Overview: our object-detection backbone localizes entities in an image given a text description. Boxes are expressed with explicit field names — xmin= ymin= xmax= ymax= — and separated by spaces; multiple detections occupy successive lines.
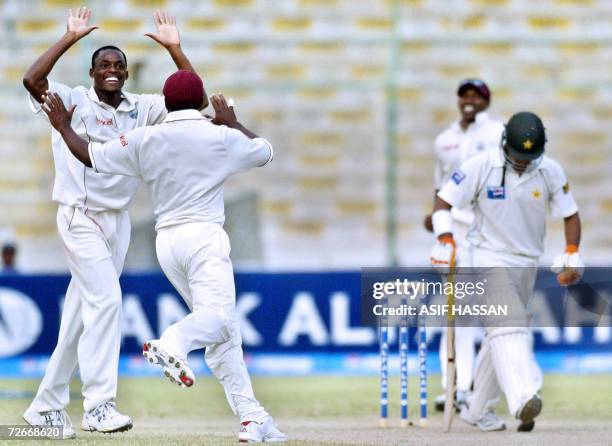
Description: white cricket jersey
xmin=30 ymin=79 xmax=167 ymax=211
xmin=434 ymin=112 xmax=504 ymax=225
xmin=438 ymin=149 xmax=578 ymax=260
xmin=87 ymin=109 xmax=273 ymax=230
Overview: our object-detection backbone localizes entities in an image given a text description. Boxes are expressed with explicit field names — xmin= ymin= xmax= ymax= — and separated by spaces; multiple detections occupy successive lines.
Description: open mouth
xmin=105 ymin=76 xmax=120 ymax=85
xmin=462 ymin=104 xmax=475 ymax=114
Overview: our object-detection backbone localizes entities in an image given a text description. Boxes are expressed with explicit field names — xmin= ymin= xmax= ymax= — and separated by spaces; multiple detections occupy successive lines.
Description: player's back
xmin=136 ymin=111 xmax=273 ymax=230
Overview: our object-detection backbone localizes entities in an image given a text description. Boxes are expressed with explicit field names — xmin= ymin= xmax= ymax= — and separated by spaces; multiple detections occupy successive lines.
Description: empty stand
xmin=0 ymin=0 xmax=610 ymax=270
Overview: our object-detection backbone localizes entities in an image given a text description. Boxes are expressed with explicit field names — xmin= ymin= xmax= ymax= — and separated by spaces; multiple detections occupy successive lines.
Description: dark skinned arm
xmin=23 ymin=7 xmax=98 ymax=102
xmin=209 ymin=94 xmax=259 ymax=139
xmin=563 ymin=212 xmax=581 ymax=248
xmin=423 ymin=189 xmax=440 ymax=232
xmin=144 ymin=10 xmax=205 ymax=107
xmin=41 ymin=93 xmax=91 ymax=167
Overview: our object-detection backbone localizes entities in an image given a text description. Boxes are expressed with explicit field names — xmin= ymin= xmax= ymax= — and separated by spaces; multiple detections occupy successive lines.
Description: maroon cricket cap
xmin=457 ymin=78 xmax=491 ymax=102
xmin=163 ymin=70 xmax=205 ymax=111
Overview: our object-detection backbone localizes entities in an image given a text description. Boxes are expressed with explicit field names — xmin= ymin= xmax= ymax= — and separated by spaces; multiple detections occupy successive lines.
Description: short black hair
xmin=91 ymin=45 xmax=127 ymax=69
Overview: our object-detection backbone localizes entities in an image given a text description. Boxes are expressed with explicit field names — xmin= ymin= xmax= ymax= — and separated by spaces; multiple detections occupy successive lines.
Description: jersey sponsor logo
xmin=486 ymin=186 xmax=505 ymax=199
xmin=119 ymin=135 xmax=128 ymax=147
xmin=563 ymin=182 xmax=570 ymax=194
xmin=96 ymin=117 xmax=113 ymax=126
xmin=129 ymin=110 xmax=138 ymax=119
xmin=0 ymin=288 xmax=42 ymax=357
xmin=451 ymin=170 xmax=466 ymax=185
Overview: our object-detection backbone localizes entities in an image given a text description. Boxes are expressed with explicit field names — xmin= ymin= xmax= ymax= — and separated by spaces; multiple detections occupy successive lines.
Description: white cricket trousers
xmin=155 ymin=221 xmax=269 ymax=424
xmin=467 ymin=247 xmax=540 ymax=419
xmin=30 ymin=205 xmax=130 ymax=413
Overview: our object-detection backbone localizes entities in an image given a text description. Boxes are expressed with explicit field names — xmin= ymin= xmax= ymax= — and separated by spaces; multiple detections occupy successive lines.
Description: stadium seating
xmin=1 ymin=0 xmax=611 ymax=270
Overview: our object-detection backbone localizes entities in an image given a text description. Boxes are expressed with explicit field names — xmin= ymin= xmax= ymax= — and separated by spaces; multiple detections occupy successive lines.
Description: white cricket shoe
xmin=23 ymin=406 xmax=76 ymax=439
xmin=460 ymin=405 xmax=506 ymax=432
xmin=516 ymin=395 xmax=542 ymax=432
xmin=143 ymin=340 xmax=195 ymax=388
xmin=82 ymin=401 xmax=132 ymax=433
xmin=238 ymin=418 xmax=286 ymax=443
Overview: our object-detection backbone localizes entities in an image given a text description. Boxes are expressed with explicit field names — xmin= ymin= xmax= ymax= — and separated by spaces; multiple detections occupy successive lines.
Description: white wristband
xmin=432 ymin=209 xmax=453 ymax=237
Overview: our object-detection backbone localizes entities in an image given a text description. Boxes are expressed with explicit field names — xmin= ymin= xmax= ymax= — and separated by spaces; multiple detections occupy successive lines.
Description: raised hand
xmin=145 ymin=10 xmax=180 ymax=48
xmin=41 ymin=92 xmax=77 ymax=132
xmin=67 ymin=7 xmax=98 ymax=39
xmin=210 ymin=94 xmax=238 ymax=127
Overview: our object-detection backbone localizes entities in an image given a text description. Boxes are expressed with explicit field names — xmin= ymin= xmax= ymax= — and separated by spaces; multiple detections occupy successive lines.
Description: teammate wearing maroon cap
xmin=40 ymin=70 xmax=286 ymax=443
xmin=22 ymin=7 xmax=198 ymax=437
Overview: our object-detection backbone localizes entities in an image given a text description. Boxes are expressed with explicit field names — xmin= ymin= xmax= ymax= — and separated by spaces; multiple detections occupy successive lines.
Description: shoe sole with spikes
xmin=143 ymin=340 xmax=195 ymax=388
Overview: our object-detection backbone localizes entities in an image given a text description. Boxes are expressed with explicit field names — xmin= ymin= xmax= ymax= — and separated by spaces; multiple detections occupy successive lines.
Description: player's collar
xmin=163 ymin=109 xmax=206 ymax=122
xmin=86 ymin=87 xmax=137 ymax=112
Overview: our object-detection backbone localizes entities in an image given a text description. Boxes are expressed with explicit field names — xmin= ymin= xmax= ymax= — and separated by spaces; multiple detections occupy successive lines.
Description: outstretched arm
xmin=41 ymin=93 xmax=91 ymax=167
xmin=145 ymin=11 xmax=205 ymax=108
xmin=23 ymin=7 xmax=98 ymax=102
xmin=145 ymin=10 xmax=194 ymax=71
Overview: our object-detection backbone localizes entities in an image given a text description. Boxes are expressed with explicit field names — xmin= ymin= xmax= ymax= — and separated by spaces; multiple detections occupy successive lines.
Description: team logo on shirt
xmin=119 ymin=135 xmax=128 ymax=147
xmin=532 ymin=189 xmax=542 ymax=199
xmin=96 ymin=117 xmax=113 ymax=126
xmin=486 ymin=186 xmax=505 ymax=199
xmin=451 ymin=170 xmax=466 ymax=185
xmin=563 ymin=182 xmax=570 ymax=194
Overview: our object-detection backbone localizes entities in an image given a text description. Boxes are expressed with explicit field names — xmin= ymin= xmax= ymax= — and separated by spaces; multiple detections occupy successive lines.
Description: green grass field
xmin=1 ymin=374 xmax=611 ymax=445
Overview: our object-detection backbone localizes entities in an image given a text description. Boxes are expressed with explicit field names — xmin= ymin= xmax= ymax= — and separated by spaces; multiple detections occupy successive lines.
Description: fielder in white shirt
xmin=22 ymin=8 xmax=198 ymax=437
xmin=430 ymin=111 xmax=583 ymax=432
xmin=426 ymin=79 xmax=504 ymax=410
xmin=40 ymin=70 xmax=286 ymax=443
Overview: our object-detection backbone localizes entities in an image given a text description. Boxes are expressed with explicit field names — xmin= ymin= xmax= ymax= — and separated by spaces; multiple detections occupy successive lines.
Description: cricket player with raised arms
xmin=40 ymin=69 xmax=285 ymax=443
xmin=430 ymin=111 xmax=583 ymax=432
xmin=22 ymin=7 xmax=198 ymax=438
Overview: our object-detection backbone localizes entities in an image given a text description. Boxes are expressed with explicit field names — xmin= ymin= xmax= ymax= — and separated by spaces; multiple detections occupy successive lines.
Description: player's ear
xmin=125 ymin=70 xmax=129 ymax=81
xmin=89 ymin=68 xmax=94 ymax=79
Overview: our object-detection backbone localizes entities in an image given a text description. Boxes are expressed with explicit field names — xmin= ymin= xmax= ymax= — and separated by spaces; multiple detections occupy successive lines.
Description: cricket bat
xmin=443 ymin=322 xmax=456 ymax=432
xmin=443 ymin=266 xmax=457 ymax=433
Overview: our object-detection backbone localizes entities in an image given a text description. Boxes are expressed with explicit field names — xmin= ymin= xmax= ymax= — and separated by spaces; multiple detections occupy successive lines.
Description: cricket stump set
xmin=379 ymin=297 xmax=428 ymax=428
